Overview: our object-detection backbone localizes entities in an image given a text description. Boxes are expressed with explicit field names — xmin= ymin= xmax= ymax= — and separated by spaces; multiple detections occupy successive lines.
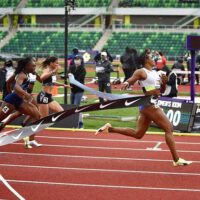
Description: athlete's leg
xmin=38 ymin=104 xmax=49 ymax=118
xmin=2 ymin=111 xmax=21 ymax=126
xmin=18 ymin=102 xmax=41 ymax=146
xmin=0 ymin=102 xmax=15 ymax=122
xmin=48 ymin=101 xmax=64 ymax=113
xmin=22 ymin=115 xmax=32 ymax=126
xmin=142 ymin=105 xmax=179 ymax=162
xmin=107 ymin=111 xmax=151 ymax=139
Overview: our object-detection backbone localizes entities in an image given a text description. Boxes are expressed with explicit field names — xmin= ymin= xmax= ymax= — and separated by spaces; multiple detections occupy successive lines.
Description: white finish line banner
xmin=0 ymin=95 xmax=151 ymax=146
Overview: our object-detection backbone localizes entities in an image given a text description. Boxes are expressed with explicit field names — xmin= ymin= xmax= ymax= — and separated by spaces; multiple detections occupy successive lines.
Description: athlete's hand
xmin=64 ymin=84 xmax=71 ymax=88
xmin=160 ymin=74 xmax=168 ymax=85
xmin=121 ymin=81 xmax=130 ymax=90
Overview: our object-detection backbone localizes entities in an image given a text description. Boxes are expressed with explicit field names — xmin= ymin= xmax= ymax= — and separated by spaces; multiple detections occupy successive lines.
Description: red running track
xmin=0 ymin=129 xmax=200 ymax=200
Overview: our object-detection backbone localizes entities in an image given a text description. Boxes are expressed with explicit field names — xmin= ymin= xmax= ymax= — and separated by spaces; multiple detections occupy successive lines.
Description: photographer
xmin=96 ymin=51 xmax=114 ymax=103
xmin=0 ymin=60 xmax=15 ymax=100
xmin=69 ymin=55 xmax=86 ymax=128
xmin=171 ymin=58 xmax=185 ymax=85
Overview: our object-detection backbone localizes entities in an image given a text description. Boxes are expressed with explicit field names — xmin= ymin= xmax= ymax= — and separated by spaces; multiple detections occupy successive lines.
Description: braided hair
xmin=42 ymin=56 xmax=58 ymax=68
xmin=15 ymin=57 xmax=33 ymax=75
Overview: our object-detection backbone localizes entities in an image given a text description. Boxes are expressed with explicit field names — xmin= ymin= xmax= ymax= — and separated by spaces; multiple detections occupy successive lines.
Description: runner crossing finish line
xmin=0 ymin=94 xmax=151 ymax=146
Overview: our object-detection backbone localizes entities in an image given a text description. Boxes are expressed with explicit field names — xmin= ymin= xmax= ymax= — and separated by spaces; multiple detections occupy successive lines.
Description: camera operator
xmin=96 ymin=51 xmax=114 ymax=103
xmin=0 ymin=59 xmax=15 ymax=100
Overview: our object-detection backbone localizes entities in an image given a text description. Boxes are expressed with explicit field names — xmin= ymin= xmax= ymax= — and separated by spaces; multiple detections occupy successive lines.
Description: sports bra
xmin=42 ymin=75 xmax=57 ymax=86
xmin=138 ymin=68 xmax=161 ymax=92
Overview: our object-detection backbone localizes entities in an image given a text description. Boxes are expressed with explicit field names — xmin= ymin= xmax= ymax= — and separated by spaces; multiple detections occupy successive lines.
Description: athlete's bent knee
xmin=163 ymin=124 xmax=173 ymax=133
xmin=134 ymin=133 xmax=144 ymax=139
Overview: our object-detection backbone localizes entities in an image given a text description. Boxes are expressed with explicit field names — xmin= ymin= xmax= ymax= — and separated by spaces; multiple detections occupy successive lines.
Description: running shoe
xmin=28 ymin=140 xmax=43 ymax=147
xmin=23 ymin=137 xmax=32 ymax=149
xmin=95 ymin=123 xmax=112 ymax=135
xmin=173 ymin=158 xmax=192 ymax=166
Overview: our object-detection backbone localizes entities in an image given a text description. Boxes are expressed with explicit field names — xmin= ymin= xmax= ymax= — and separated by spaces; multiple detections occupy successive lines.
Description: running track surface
xmin=0 ymin=129 xmax=200 ymax=200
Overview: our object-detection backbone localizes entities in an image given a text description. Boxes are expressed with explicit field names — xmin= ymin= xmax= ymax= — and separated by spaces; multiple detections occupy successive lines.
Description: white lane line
xmin=37 ymin=136 xmax=163 ymax=143
xmin=7 ymin=179 xmax=200 ymax=192
xmin=146 ymin=142 xmax=162 ymax=151
xmin=15 ymin=143 xmax=161 ymax=152
xmin=0 ymin=174 xmax=25 ymax=200
xmin=1 ymin=151 xmax=199 ymax=164
xmin=0 ymin=163 xmax=199 ymax=176
xmin=12 ymin=143 xmax=200 ymax=153
xmin=36 ymin=136 xmax=200 ymax=145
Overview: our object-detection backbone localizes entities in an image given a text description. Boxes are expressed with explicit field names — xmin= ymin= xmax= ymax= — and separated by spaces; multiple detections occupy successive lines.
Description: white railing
xmin=112 ymin=24 xmax=200 ymax=30
xmin=16 ymin=23 xmax=200 ymax=33
xmin=18 ymin=23 xmax=102 ymax=29
xmin=0 ymin=22 xmax=196 ymax=31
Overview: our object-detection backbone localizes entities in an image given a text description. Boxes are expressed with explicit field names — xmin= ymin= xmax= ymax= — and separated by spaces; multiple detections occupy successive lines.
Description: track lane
xmin=3 ymin=181 xmax=200 ymax=200
xmin=1 ymin=166 xmax=200 ymax=190
xmin=35 ymin=130 xmax=200 ymax=143
xmin=0 ymin=152 xmax=198 ymax=173
xmin=1 ymin=143 xmax=199 ymax=163
xmin=1 ymin=129 xmax=200 ymax=200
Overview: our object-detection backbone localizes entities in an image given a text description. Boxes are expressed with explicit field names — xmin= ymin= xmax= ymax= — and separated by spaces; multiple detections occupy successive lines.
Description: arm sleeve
xmin=75 ymin=68 xmax=86 ymax=84
xmin=167 ymin=73 xmax=176 ymax=86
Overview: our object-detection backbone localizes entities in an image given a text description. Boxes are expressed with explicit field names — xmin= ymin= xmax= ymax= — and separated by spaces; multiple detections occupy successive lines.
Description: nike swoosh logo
xmin=31 ymin=120 xmax=44 ymax=132
xmin=75 ymin=105 xmax=91 ymax=113
xmin=52 ymin=112 xmax=65 ymax=122
xmin=99 ymin=102 xmax=115 ymax=109
xmin=12 ymin=131 xmax=24 ymax=140
xmin=125 ymin=98 xmax=141 ymax=106
xmin=0 ymin=129 xmax=16 ymax=138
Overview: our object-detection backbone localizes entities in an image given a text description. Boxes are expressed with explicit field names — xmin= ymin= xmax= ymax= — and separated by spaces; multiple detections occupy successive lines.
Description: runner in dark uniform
xmin=37 ymin=56 xmax=70 ymax=118
xmin=0 ymin=71 xmax=42 ymax=148
xmin=0 ymin=57 xmax=41 ymax=148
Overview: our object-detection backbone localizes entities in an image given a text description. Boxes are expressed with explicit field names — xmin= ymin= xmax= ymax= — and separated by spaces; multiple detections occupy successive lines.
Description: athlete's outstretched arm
xmin=121 ymin=69 xmax=146 ymax=90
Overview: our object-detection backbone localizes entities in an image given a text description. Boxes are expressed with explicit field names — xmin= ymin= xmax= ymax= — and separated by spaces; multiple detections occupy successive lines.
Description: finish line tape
xmin=0 ymin=75 xmax=151 ymax=146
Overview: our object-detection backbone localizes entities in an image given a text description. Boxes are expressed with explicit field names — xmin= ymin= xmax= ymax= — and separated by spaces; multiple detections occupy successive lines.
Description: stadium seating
xmin=119 ymin=0 xmax=200 ymax=8
xmin=0 ymin=31 xmax=7 ymax=40
xmin=0 ymin=0 xmax=20 ymax=7
xmin=2 ymin=31 xmax=199 ymax=58
xmin=104 ymin=32 xmax=200 ymax=58
xmin=26 ymin=0 xmax=111 ymax=7
xmin=1 ymin=31 xmax=102 ymax=57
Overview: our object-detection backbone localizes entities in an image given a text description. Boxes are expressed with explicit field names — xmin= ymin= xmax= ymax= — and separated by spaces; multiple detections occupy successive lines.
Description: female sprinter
xmin=37 ymin=56 xmax=70 ymax=118
xmin=0 ymin=71 xmax=42 ymax=148
xmin=96 ymin=49 xmax=192 ymax=167
xmin=0 ymin=57 xmax=41 ymax=148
